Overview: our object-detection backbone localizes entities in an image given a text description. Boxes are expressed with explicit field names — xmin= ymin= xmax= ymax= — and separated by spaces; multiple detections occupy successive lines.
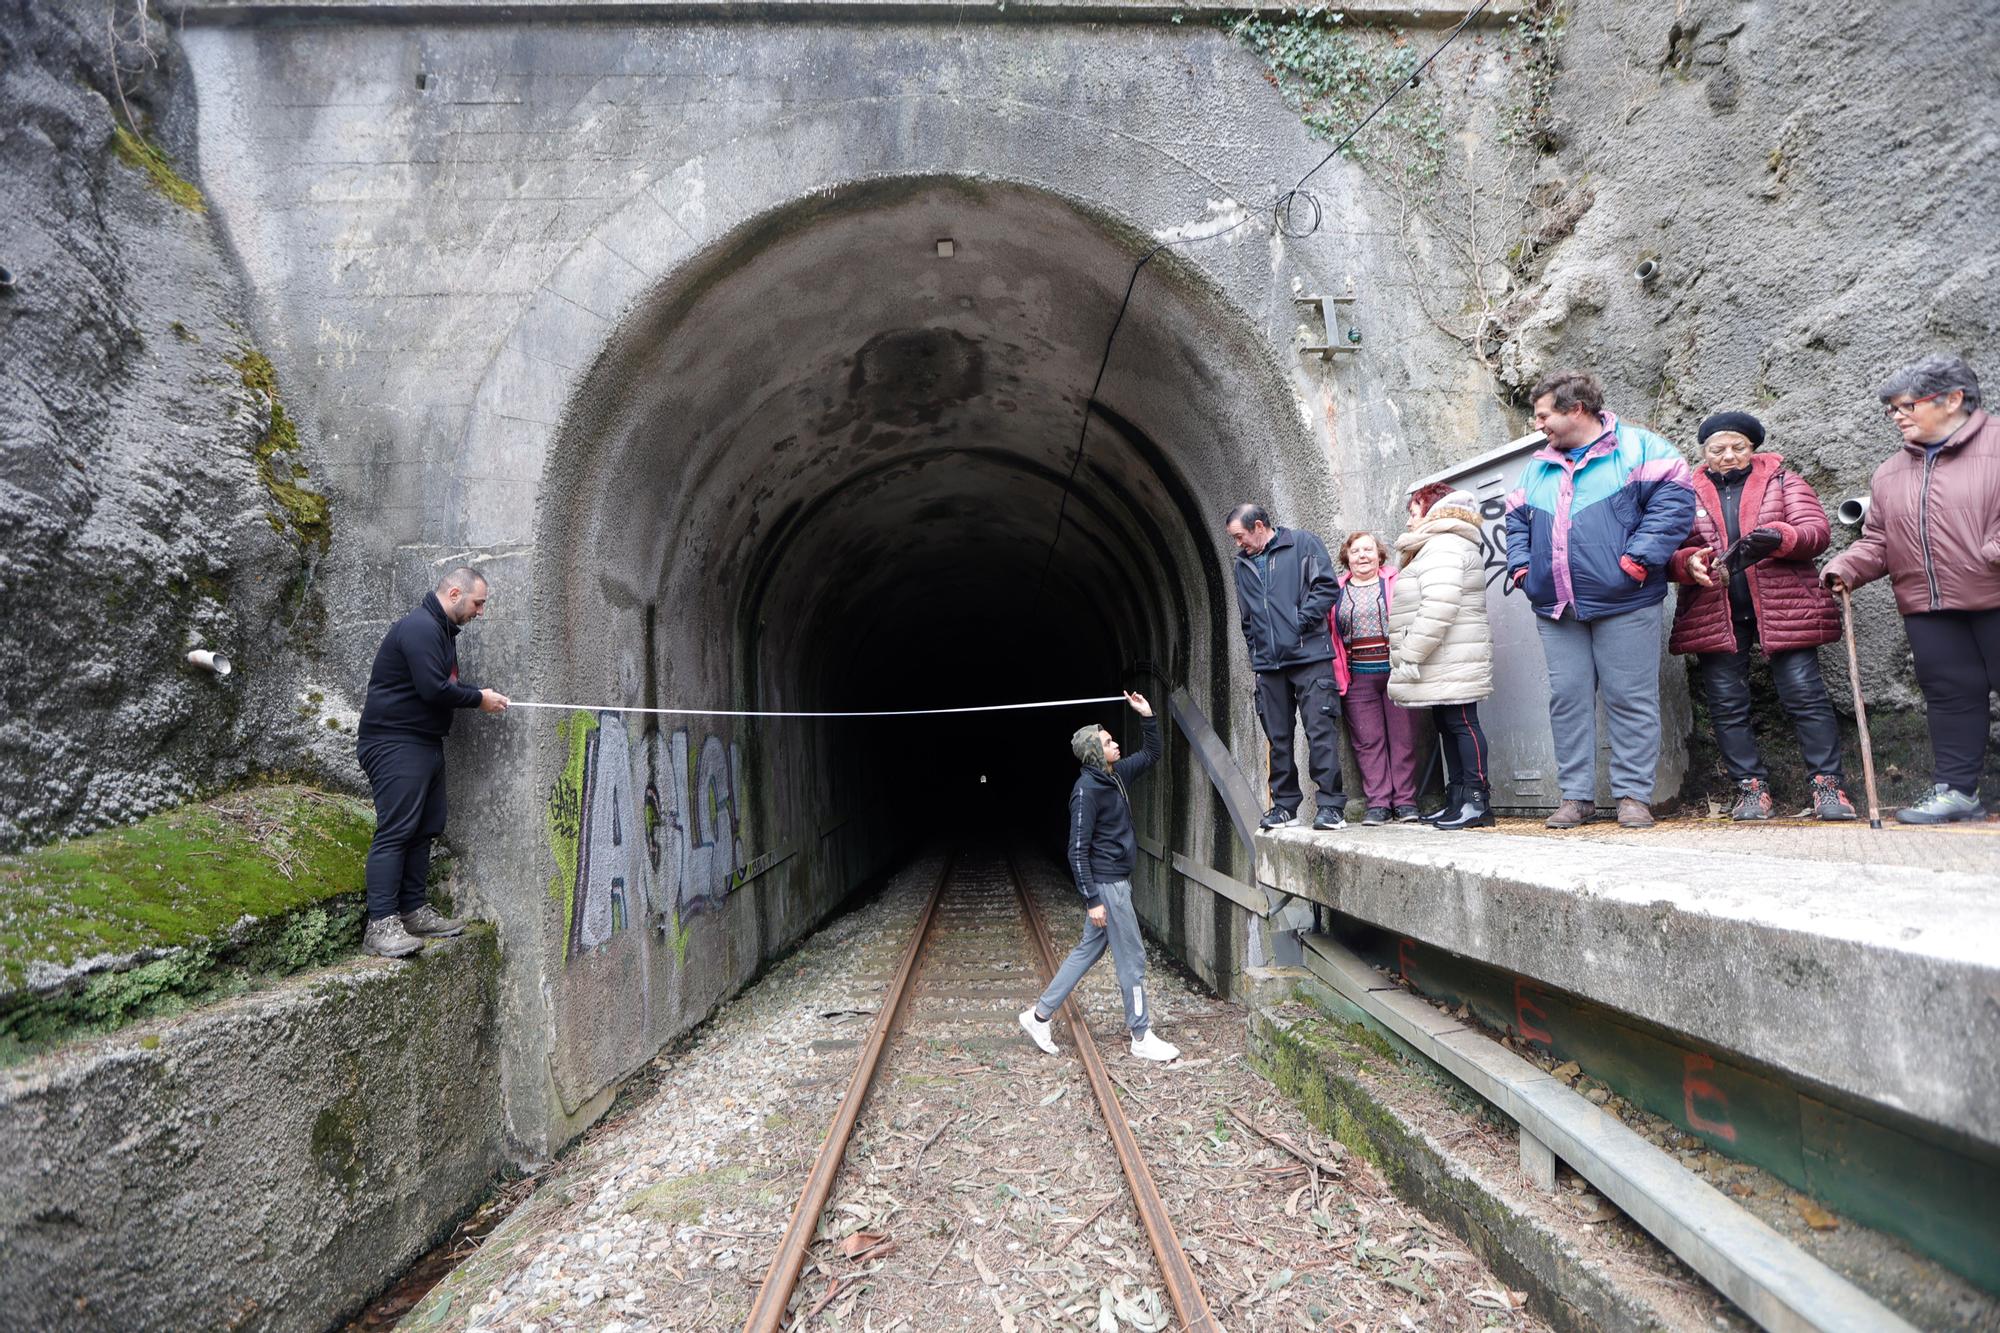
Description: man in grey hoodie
xmin=1019 ymin=691 xmax=1181 ymax=1062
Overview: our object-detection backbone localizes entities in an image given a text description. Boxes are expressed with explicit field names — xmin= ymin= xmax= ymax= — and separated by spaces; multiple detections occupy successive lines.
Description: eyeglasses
xmin=1883 ymin=391 xmax=1946 ymax=420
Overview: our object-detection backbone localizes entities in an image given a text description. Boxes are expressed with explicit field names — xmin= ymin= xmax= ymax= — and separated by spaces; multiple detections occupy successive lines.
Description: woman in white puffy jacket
xmin=1389 ymin=484 xmax=1497 ymax=830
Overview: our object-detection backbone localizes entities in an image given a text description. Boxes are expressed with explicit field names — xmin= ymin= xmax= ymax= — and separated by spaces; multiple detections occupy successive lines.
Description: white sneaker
xmin=1130 ymin=1030 xmax=1180 ymax=1062
xmin=1018 ymin=1008 xmax=1059 ymax=1055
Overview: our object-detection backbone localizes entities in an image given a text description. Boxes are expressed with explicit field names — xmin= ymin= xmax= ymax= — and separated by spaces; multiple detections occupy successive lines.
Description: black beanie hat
xmin=1697 ymin=411 xmax=1765 ymax=447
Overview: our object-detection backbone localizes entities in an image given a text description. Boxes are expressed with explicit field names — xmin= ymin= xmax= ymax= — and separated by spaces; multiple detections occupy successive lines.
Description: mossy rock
xmin=0 ymin=784 xmax=373 ymax=994
xmin=111 ymin=124 xmax=206 ymax=212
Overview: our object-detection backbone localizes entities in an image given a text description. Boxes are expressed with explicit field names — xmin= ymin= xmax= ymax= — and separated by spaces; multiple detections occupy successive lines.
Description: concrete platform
xmin=1254 ymin=817 xmax=2000 ymax=1154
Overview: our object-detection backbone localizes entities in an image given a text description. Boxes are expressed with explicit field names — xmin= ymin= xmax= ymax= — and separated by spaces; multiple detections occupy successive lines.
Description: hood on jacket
xmin=1071 ymin=723 xmax=1108 ymax=771
xmin=1396 ymin=502 xmax=1484 ymax=563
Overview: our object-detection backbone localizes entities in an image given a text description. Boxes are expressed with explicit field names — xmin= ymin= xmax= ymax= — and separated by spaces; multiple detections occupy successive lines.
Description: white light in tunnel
xmin=980 ymin=774 xmax=987 ymax=783
xmin=936 ymin=239 xmax=955 ymax=258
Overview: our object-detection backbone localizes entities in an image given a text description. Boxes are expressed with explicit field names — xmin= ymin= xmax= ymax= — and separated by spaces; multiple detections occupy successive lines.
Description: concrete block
xmin=1519 ymin=1126 xmax=1557 ymax=1192
xmin=1262 ymin=826 xmax=2000 ymax=1151
xmin=0 ymin=935 xmax=504 ymax=1333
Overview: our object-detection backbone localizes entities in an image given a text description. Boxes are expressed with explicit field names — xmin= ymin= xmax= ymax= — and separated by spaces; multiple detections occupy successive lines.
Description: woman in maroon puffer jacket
xmin=1668 ymin=412 xmax=1854 ymax=821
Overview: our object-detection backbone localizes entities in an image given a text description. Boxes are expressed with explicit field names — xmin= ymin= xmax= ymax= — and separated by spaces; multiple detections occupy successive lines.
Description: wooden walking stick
xmin=1839 ymin=587 xmax=1883 ymax=829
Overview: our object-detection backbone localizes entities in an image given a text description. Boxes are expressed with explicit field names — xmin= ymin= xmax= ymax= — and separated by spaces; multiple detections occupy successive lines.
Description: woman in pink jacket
xmin=1668 ymin=412 xmax=1854 ymax=821
xmin=1825 ymin=355 xmax=2000 ymax=824
xmin=1329 ymin=531 xmax=1421 ymax=824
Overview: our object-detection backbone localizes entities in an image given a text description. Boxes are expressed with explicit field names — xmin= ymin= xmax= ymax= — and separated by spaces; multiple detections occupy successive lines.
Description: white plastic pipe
xmin=187 ymin=649 xmax=232 ymax=676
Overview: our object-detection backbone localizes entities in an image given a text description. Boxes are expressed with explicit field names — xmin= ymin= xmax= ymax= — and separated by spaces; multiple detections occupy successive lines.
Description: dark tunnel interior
xmin=536 ymin=177 xmax=1304 ymax=871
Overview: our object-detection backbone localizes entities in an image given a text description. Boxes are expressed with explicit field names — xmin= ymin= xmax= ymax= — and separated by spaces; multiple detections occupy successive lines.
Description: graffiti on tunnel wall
xmin=645 ymin=729 xmax=744 ymax=920
xmin=547 ymin=710 xmax=749 ymax=963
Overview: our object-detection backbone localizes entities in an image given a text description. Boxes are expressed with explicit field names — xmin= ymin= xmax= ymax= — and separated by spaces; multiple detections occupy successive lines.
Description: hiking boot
xmin=1130 ymin=1030 xmax=1181 ymax=1062
xmin=1545 ymin=799 xmax=1595 ymax=829
xmin=364 ymin=914 xmax=423 ymax=958
xmin=1259 ymin=807 xmax=1299 ymax=830
xmin=1810 ymin=774 xmax=1857 ymax=821
xmin=1312 ymin=808 xmax=1347 ymax=831
xmin=1729 ymin=778 xmax=1774 ymax=822
xmin=1436 ymin=789 xmax=1495 ymax=830
xmin=1361 ymin=806 xmax=1389 ymax=827
xmin=1896 ymin=784 xmax=1984 ymax=825
xmin=1393 ymin=804 xmax=1422 ymax=822
xmin=1616 ymin=797 xmax=1655 ymax=829
xmin=402 ymin=904 xmax=466 ymax=937
xmin=1018 ymin=1008 xmax=1059 ymax=1055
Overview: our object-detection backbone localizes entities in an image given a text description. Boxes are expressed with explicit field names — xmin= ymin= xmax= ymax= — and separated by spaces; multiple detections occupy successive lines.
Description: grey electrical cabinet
xmin=1409 ymin=432 xmax=1691 ymax=814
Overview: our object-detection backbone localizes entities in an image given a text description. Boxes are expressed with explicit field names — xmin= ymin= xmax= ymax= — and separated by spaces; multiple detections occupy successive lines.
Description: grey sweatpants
xmin=1535 ymin=601 xmax=1665 ymax=802
xmin=1035 ymin=879 xmax=1149 ymax=1036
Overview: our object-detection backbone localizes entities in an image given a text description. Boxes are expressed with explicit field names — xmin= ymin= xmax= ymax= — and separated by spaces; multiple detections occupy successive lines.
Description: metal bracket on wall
xmin=1294 ymin=295 xmax=1360 ymax=359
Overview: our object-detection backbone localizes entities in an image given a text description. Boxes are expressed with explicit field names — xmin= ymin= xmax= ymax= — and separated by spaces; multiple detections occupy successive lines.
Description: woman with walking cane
xmin=1668 ymin=412 xmax=1856 ymax=820
xmin=1823 ymin=355 xmax=2000 ymax=824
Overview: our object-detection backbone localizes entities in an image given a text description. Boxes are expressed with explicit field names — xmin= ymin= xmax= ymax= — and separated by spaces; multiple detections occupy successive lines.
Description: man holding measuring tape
xmin=1020 ymin=690 xmax=1180 ymax=1063
xmin=356 ymin=566 xmax=510 ymax=958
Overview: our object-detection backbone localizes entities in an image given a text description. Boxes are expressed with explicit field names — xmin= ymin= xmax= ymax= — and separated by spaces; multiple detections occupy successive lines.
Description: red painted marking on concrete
xmin=1514 ymin=977 xmax=1553 ymax=1047
xmin=1683 ymin=1051 xmax=1739 ymax=1143
xmin=1397 ymin=936 xmax=1419 ymax=985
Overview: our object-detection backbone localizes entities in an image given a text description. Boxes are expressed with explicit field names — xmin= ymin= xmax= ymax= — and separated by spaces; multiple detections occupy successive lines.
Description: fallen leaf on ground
xmin=1793 ymin=1196 xmax=1840 ymax=1230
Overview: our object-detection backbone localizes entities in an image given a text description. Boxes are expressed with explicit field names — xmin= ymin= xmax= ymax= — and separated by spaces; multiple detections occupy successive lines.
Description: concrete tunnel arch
xmin=510 ymin=175 xmax=1314 ymax=1129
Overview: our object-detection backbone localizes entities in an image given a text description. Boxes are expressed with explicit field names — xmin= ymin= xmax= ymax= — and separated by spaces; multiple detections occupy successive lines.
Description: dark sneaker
xmin=1896 ymin=784 xmax=1984 ymax=825
xmin=364 ymin=914 xmax=423 ymax=958
xmin=1393 ymin=804 xmax=1422 ymax=822
xmin=1361 ymin=806 xmax=1389 ymax=826
xmin=402 ymin=904 xmax=466 ymax=937
xmin=1729 ymin=778 xmax=1774 ymax=822
xmin=1312 ymin=808 xmax=1347 ymax=831
xmin=1616 ymin=797 xmax=1655 ymax=829
xmin=1545 ymin=799 xmax=1595 ymax=829
xmin=1259 ymin=807 xmax=1299 ymax=830
xmin=1810 ymin=774 xmax=1857 ymax=821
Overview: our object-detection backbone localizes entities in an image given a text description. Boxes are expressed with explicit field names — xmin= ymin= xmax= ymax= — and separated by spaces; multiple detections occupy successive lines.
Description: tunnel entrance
xmin=529 ymin=178 xmax=1310 ymax=1102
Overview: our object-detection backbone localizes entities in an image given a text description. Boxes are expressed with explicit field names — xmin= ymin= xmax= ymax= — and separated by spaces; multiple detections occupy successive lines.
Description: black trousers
xmin=1431 ymin=702 xmax=1490 ymax=797
xmin=1903 ymin=608 xmax=2000 ymax=796
xmin=357 ymin=738 xmax=448 ymax=921
xmin=1254 ymin=660 xmax=1346 ymax=814
xmin=1695 ymin=623 xmax=1844 ymax=783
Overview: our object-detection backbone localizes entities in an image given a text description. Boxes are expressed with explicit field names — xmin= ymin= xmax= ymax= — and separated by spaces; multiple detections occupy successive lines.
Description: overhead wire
xmin=1033 ymin=0 xmax=1495 ymax=595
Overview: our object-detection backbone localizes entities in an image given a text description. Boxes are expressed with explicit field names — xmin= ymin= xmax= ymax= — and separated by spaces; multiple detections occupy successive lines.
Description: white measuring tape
xmin=502 ymin=694 xmax=1130 ymax=720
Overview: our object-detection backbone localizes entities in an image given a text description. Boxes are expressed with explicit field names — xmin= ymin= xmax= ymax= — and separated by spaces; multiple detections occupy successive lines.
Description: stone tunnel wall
xmin=170 ymin=8 xmax=1538 ymax=1156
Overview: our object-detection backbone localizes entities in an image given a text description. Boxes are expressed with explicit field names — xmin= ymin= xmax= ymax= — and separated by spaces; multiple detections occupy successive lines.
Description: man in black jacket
xmin=1225 ymin=504 xmax=1348 ymax=830
xmin=356 ymin=567 xmax=510 ymax=958
xmin=1018 ymin=691 xmax=1181 ymax=1063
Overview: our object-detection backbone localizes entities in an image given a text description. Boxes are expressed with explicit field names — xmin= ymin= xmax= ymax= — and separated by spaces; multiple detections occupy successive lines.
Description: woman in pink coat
xmin=1668 ymin=412 xmax=1853 ymax=820
xmin=1329 ymin=531 xmax=1421 ymax=824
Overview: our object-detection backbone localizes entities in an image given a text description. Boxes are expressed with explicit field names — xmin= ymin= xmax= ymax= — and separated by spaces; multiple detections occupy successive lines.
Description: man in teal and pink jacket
xmin=1504 ymin=370 xmax=1695 ymax=829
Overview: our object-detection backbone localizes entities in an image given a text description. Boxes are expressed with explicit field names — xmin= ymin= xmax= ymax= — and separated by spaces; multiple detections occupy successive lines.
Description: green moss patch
xmin=111 ymin=124 xmax=207 ymax=212
xmin=229 ymin=348 xmax=332 ymax=553
xmin=0 ymin=784 xmax=372 ymax=989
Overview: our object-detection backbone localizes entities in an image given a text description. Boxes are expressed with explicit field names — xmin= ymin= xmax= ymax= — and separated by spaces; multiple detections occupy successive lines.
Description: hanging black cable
xmin=1034 ymin=0 xmax=1494 ymax=597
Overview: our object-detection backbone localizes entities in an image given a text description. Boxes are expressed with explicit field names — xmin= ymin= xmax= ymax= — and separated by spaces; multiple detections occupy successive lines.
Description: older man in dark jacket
xmin=356 ymin=567 xmax=510 ymax=958
xmin=1226 ymin=504 xmax=1348 ymax=830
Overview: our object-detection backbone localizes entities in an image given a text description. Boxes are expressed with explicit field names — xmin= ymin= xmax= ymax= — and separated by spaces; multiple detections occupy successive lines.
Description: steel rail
xmin=742 ymin=853 xmax=955 ymax=1333
xmin=1006 ymin=852 xmax=1223 ymax=1333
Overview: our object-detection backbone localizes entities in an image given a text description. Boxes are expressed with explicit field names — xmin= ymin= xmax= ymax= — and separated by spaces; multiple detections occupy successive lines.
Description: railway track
xmin=743 ymin=848 xmax=1221 ymax=1332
